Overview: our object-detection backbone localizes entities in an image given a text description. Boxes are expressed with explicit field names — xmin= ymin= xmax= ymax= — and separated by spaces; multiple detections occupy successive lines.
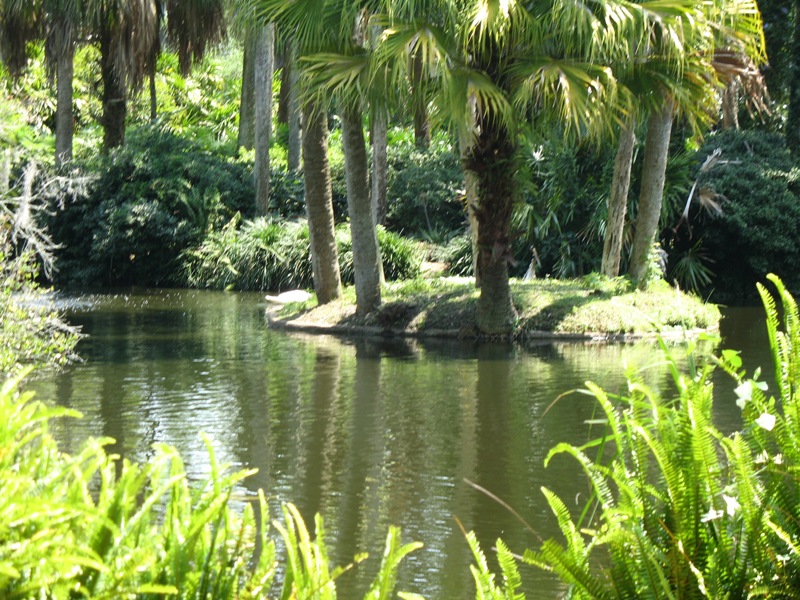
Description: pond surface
xmin=27 ymin=290 xmax=770 ymax=598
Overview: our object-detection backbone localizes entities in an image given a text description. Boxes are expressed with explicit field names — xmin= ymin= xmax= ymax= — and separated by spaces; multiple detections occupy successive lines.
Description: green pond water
xmin=27 ymin=290 xmax=769 ymax=598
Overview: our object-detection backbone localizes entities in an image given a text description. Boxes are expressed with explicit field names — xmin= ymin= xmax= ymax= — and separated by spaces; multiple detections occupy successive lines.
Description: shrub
xmin=40 ymin=126 xmax=255 ymax=288
xmin=0 ymin=166 xmax=80 ymax=375
xmin=0 ymin=372 xmax=421 ymax=598
xmin=688 ymin=128 xmax=800 ymax=302
xmin=384 ymin=129 xmax=466 ymax=238
xmin=181 ymin=218 xmax=423 ymax=291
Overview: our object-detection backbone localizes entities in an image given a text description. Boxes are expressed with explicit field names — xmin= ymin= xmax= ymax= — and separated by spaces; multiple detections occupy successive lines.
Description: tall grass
xmin=468 ymin=273 xmax=800 ymax=598
xmin=0 ymin=372 xmax=421 ymax=598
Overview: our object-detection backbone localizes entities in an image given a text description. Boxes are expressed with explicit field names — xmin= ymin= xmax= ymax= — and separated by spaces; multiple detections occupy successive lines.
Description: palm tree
xmin=361 ymin=0 xmax=631 ymax=333
xmin=0 ymin=0 xmax=82 ymax=165
xmin=254 ymin=0 xmax=344 ymax=306
xmin=624 ymin=0 xmax=766 ymax=283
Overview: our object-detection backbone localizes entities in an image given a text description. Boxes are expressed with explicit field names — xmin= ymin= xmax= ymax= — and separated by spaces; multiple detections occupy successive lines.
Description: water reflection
xmin=28 ymin=289 xmax=763 ymax=598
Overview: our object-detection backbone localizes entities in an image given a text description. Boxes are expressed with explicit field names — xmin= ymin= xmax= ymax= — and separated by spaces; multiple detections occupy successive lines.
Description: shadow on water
xmin=29 ymin=290 xmax=770 ymax=598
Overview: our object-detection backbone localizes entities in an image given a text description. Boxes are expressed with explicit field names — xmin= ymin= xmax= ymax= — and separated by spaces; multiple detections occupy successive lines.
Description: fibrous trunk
xmin=254 ymin=25 xmax=274 ymax=216
xmin=237 ymin=29 xmax=256 ymax=152
xmin=302 ymin=105 xmax=342 ymax=304
xmin=412 ymin=51 xmax=430 ymax=149
xmin=100 ymin=29 xmax=127 ymax=151
xmin=54 ymin=36 xmax=74 ymax=165
xmin=467 ymin=119 xmax=517 ymax=334
xmin=628 ymin=98 xmax=675 ymax=285
xmin=286 ymin=43 xmax=302 ymax=172
xmin=370 ymin=110 xmax=388 ymax=226
xmin=341 ymin=109 xmax=382 ymax=315
xmin=601 ymin=123 xmax=636 ymax=277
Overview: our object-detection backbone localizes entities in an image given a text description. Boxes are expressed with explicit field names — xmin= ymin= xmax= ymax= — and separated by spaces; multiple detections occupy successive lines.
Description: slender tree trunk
xmin=237 ymin=30 xmax=256 ymax=152
xmin=601 ymin=123 xmax=636 ymax=277
xmin=254 ymin=25 xmax=275 ymax=216
xmin=341 ymin=108 xmax=382 ymax=315
xmin=370 ymin=110 xmax=388 ymax=226
xmin=628 ymin=98 xmax=675 ymax=285
xmin=467 ymin=119 xmax=517 ymax=334
xmin=412 ymin=52 xmax=430 ymax=149
xmin=277 ymin=42 xmax=291 ymax=125
xmin=302 ymin=105 xmax=342 ymax=304
xmin=459 ymin=130 xmax=481 ymax=287
xmin=55 ymin=40 xmax=74 ymax=166
xmin=100 ymin=29 xmax=127 ymax=151
xmin=721 ymin=84 xmax=739 ymax=129
xmin=787 ymin=0 xmax=800 ymax=151
xmin=287 ymin=44 xmax=302 ymax=172
xmin=149 ymin=71 xmax=157 ymax=121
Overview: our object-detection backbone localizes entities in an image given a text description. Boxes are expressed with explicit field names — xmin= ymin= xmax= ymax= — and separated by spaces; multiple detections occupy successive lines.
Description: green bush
xmin=689 ymin=128 xmax=800 ymax=302
xmin=182 ymin=218 xmax=423 ymax=291
xmin=384 ymin=129 xmax=466 ymax=238
xmin=0 ymin=372 xmax=421 ymax=598
xmin=40 ymin=126 xmax=256 ymax=288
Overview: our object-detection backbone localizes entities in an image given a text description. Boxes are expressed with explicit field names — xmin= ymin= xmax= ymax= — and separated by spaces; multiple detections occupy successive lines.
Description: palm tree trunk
xmin=628 ymin=98 xmax=675 ymax=285
xmin=412 ymin=51 xmax=430 ymax=149
xmin=287 ymin=43 xmax=302 ymax=172
xmin=601 ymin=123 xmax=635 ymax=277
xmin=468 ymin=120 xmax=517 ymax=334
xmin=302 ymin=105 xmax=342 ymax=304
xmin=149 ymin=71 xmax=157 ymax=121
xmin=254 ymin=25 xmax=274 ymax=216
xmin=100 ymin=29 xmax=127 ymax=151
xmin=370 ymin=110 xmax=388 ymax=226
xmin=459 ymin=128 xmax=481 ymax=286
xmin=54 ymin=37 xmax=74 ymax=166
xmin=277 ymin=42 xmax=290 ymax=125
xmin=237 ymin=29 xmax=256 ymax=152
xmin=341 ymin=108 xmax=382 ymax=315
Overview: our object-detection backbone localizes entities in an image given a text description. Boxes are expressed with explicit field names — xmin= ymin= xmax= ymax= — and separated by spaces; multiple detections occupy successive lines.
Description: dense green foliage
xmin=0 ymin=372 xmax=421 ymax=598
xmin=0 ymin=218 xmax=78 ymax=375
xmin=686 ymin=129 xmax=800 ymax=302
xmin=40 ymin=127 xmax=255 ymax=288
xmin=468 ymin=274 xmax=800 ymax=597
xmin=182 ymin=217 xmax=422 ymax=291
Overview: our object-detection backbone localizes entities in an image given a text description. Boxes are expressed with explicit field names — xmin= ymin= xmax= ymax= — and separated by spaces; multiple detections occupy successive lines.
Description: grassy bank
xmin=269 ymin=276 xmax=720 ymax=339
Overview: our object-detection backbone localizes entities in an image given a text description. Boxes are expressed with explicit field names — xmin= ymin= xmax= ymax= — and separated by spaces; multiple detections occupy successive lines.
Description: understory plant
xmin=468 ymin=273 xmax=800 ymax=598
xmin=0 ymin=372 xmax=421 ymax=599
xmin=181 ymin=217 xmax=422 ymax=292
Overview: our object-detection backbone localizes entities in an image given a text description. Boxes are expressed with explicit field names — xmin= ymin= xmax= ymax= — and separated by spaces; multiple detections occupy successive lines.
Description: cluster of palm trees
xmin=256 ymin=0 xmax=766 ymax=334
xmin=0 ymin=0 xmax=225 ymax=164
xmin=1 ymin=0 xmax=767 ymax=335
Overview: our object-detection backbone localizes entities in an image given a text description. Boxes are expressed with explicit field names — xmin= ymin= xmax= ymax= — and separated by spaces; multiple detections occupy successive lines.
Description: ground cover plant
xmin=182 ymin=218 xmax=422 ymax=291
xmin=271 ymin=275 xmax=720 ymax=338
xmin=467 ymin=273 xmax=800 ymax=597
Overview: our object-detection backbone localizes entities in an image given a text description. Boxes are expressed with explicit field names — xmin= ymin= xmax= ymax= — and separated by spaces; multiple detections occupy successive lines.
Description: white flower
xmin=701 ymin=508 xmax=723 ymax=523
xmin=755 ymin=412 xmax=776 ymax=432
xmin=723 ymin=494 xmax=740 ymax=517
xmin=774 ymin=453 xmax=784 ymax=465
xmin=735 ymin=381 xmax=753 ymax=409
xmin=755 ymin=450 xmax=769 ymax=464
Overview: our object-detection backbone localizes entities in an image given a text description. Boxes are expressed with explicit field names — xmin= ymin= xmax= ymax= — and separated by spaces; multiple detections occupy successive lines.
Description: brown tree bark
xmin=100 ymin=29 xmax=127 ymax=151
xmin=237 ymin=30 xmax=256 ymax=152
xmin=302 ymin=106 xmax=342 ymax=304
xmin=628 ymin=97 xmax=675 ymax=285
xmin=600 ymin=123 xmax=636 ymax=277
xmin=254 ymin=25 xmax=274 ymax=216
xmin=54 ymin=34 xmax=74 ymax=165
xmin=466 ymin=118 xmax=517 ymax=334
xmin=341 ymin=108 xmax=382 ymax=315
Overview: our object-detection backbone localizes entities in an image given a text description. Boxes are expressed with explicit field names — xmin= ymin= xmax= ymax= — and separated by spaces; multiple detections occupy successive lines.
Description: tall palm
xmin=361 ymin=0 xmax=633 ymax=333
xmin=0 ymin=0 xmax=82 ymax=165
xmin=84 ymin=0 xmax=158 ymax=150
xmin=624 ymin=0 xmax=766 ymax=284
